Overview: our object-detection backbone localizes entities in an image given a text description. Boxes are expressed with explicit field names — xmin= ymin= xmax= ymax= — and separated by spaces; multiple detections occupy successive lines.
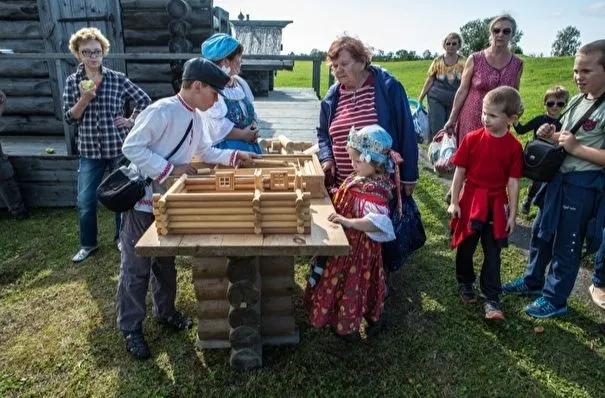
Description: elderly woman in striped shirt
xmin=317 ymin=35 xmax=418 ymax=193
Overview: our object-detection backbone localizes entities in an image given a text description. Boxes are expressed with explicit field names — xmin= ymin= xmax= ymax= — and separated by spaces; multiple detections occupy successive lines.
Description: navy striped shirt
xmin=63 ymin=64 xmax=151 ymax=159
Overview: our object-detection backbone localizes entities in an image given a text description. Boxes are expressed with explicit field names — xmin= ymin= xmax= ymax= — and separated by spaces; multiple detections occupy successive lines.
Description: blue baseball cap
xmin=201 ymin=33 xmax=240 ymax=61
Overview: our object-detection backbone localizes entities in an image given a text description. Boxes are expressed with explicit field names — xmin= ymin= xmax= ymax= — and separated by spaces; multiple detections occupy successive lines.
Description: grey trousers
xmin=427 ymin=96 xmax=453 ymax=139
xmin=0 ymin=142 xmax=26 ymax=215
xmin=116 ymin=209 xmax=177 ymax=333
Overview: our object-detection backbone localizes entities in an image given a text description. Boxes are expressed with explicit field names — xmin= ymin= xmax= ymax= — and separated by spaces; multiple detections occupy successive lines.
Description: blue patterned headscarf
xmin=201 ymin=33 xmax=240 ymax=61
xmin=347 ymin=125 xmax=395 ymax=172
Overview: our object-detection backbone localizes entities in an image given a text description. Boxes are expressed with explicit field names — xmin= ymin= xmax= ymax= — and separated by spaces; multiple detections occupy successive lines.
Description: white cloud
xmin=584 ymin=2 xmax=605 ymax=16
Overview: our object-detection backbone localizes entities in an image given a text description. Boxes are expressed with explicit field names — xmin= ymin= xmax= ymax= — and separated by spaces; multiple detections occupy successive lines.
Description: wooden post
xmin=226 ymin=256 xmax=262 ymax=371
xmin=312 ymin=59 xmax=321 ymax=99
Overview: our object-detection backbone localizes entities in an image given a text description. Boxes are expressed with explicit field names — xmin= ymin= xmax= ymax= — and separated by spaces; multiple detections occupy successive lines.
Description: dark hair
xmin=326 ymin=35 xmax=372 ymax=68
xmin=484 ymin=86 xmax=522 ymax=116
xmin=578 ymin=40 xmax=605 ymax=69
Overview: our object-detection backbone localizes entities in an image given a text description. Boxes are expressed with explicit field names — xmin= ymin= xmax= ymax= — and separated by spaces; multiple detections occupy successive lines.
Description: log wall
xmin=0 ymin=0 xmax=59 ymax=136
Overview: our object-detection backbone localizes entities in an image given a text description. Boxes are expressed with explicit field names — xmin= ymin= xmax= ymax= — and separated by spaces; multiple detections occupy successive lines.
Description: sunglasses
xmin=492 ymin=28 xmax=512 ymax=35
xmin=80 ymin=49 xmax=103 ymax=57
xmin=546 ymin=101 xmax=566 ymax=108
xmin=445 ymin=42 xmax=459 ymax=46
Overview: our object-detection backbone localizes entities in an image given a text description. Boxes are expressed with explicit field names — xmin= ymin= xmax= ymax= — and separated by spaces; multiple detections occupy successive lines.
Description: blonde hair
xmin=543 ymin=85 xmax=569 ymax=103
xmin=489 ymin=14 xmax=517 ymax=36
xmin=68 ymin=27 xmax=110 ymax=57
xmin=484 ymin=86 xmax=522 ymax=116
xmin=578 ymin=40 xmax=605 ymax=69
xmin=442 ymin=33 xmax=462 ymax=49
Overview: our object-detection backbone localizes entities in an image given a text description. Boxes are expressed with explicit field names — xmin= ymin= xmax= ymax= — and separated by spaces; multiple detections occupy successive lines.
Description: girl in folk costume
xmin=306 ymin=124 xmax=401 ymax=342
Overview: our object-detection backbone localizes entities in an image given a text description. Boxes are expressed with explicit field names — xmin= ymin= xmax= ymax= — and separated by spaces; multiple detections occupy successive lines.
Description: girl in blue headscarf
xmin=201 ymin=33 xmax=262 ymax=154
xmin=305 ymin=124 xmax=401 ymax=342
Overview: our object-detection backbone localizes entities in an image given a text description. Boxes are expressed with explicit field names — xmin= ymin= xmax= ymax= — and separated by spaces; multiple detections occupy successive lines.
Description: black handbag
xmin=523 ymin=93 xmax=605 ymax=182
xmin=97 ymin=120 xmax=193 ymax=212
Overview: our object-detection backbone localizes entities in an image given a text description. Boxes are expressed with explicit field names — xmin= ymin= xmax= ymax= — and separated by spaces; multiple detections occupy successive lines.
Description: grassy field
xmin=2 ymin=56 xmax=605 ymax=397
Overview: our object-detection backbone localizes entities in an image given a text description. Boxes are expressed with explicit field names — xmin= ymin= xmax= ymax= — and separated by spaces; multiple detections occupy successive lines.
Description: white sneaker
xmin=71 ymin=246 xmax=98 ymax=263
xmin=589 ymin=284 xmax=605 ymax=310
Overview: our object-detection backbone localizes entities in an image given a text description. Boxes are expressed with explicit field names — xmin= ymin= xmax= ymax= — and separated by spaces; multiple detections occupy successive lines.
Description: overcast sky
xmin=215 ymin=0 xmax=604 ymax=56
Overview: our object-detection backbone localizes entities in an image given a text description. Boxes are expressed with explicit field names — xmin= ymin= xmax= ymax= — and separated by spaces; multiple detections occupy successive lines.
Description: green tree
xmin=551 ymin=26 xmax=581 ymax=56
xmin=459 ymin=17 xmax=523 ymax=56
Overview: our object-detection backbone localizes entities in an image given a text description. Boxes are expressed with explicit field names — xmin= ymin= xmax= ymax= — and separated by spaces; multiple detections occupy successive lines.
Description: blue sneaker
xmin=502 ymin=277 xmax=541 ymax=296
xmin=524 ymin=297 xmax=568 ymax=318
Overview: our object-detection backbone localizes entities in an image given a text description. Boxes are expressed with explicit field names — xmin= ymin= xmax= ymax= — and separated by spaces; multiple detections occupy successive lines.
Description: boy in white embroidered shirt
xmin=116 ymin=57 xmax=259 ymax=360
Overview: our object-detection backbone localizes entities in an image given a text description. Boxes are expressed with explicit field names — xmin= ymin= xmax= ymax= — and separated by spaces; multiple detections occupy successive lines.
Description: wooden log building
xmin=0 ymin=0 xmax=300 ymax=208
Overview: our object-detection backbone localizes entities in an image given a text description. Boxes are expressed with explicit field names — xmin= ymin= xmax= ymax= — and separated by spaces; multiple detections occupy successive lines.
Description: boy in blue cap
xmin=201 ymin=33 xmax=262 ymax=154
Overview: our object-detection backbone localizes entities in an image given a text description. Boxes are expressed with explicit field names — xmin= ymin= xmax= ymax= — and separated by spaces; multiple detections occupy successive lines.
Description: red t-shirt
xmin=451 ymin=128 xmax=523 ymax=190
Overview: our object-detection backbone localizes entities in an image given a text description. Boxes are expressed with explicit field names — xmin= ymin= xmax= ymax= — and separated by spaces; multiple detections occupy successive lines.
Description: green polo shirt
xmin=560 ymin=94 xmax=605 ymax=173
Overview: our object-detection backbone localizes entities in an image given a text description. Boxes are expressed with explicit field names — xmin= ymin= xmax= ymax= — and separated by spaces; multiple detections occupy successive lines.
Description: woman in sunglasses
xmin=513 ymin=85 xmax=569 ymax=214
xmin=418 ymin=33 xmax=466 ymax=139
xmin=63 ymin=27 xmax=151 ymax=263
xmin=443 ymin=15 xmax=523 ymax=145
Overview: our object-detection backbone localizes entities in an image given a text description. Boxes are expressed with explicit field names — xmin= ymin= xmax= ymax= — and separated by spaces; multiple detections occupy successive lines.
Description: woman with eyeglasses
xmin=418 ymin=33 xmax=466 ymax=139
xmin=62 ymin=27 xmax=151 ymax=263
xmin=443 ymin=15 xmax=523 ymax=145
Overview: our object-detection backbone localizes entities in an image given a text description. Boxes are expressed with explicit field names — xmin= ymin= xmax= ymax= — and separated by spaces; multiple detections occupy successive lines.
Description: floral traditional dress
xmin=306 ymin=173 xmax=394 ymax=335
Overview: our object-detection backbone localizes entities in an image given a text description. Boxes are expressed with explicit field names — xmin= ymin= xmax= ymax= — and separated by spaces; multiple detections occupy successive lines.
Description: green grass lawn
xmin=1 ymin=169 xmax=604 ymax=397
xmin=2 ymin=56 xmax=604 ymax=397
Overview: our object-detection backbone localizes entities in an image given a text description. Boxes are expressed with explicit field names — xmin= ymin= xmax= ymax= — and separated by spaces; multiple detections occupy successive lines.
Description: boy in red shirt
xmin=447 ymin=86 xmax=524 ymax=320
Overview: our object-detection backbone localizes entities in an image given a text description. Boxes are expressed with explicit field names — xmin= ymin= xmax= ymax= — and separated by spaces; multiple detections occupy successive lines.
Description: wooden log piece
xmin=0 ymin=2 xmax=39 ymax=20
xmin=261 ymin=276 xmax=294 ymax=297
xmin=191 ymin=257 xmax=227 ymax=278
xmin=193 ymin=278 xmax=228 ymax=300
xmin=197 ymin=299 xmax=230 ymax=318
xmin=229 ymin=325 xmax=262 ymax=351
xmin=261 ymin=296 xmax=292 ymax=316
xmin=168 ymin=221 xmax=256 ymax=229
xmin=277 ymin=135 xmax=294 ymax=153
xmin=240 ymin=159 xmax=290 ymax=168
xmin=166 ymin=200 xmax=250 ymax=208
xmin=303 ymin=143 xmax=320 ymax=155
xmin=259 ymin=257 xmax=295 ymax=277
xmin=261 ymin=316 xmax=296 ymax=336
xmin=166 ymin=0 xmax=192 ymax=18
xmin=168 ymin=19 xmax=191 ymax=37
xmin=168 ymin=214 xmax=256 ymax=222
xmin=168 ymin=37 xmax=193 ymax=53
xmin=166 ymin=192 xmax=255 ymax=201
xmin=227 ymin=280 xmax=260 ymax=307
xmin=226 ymin=257 xmax=258 ymax=283
xmin=165 ymin=227 xmax=310 ymax=235
xmin=230 ymin=347 xmax=262 ymax=372
xmin=228 ymin=307 xmax=260 ymax=329
xmin=198 ymin=318 xmax=229 ymax=340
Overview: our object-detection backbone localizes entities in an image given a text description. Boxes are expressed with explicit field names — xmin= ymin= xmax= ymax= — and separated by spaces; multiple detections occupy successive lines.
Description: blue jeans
xmin=77 ymin=157 xmax=122 ymax=249
xmin=592 ymin=228 xmax=605 ymax=288
xmin=523 ymin=183 xmax=597 ymax=307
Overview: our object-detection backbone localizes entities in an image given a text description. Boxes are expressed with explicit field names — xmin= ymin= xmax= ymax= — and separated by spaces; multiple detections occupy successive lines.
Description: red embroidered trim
xmin=176 ymin=94 xmax=194 ymax=112
xmin=156 ymin=162 xmax=172 ymax=182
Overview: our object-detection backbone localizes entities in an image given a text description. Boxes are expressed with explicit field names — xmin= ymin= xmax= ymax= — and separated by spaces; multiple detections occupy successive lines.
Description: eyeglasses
xmin=445 ymin=42 xmax=459 ymax=46
xmin=546 ymin=101 xmax=566 ymax=108
xmin=492 ymin=28 xmax=512 ymax=36
xmin=80 ymin=49 xmax=103 ymax=58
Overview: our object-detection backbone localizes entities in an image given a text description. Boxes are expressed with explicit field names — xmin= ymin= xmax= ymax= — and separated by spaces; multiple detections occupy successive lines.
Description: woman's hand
xmin=240 ymin=125 xmax=259 ymax=143
xmin=114 ymin=116 xmax=134 ymax=129
xmin=78 ymin=82 xmax=96 ymax=103
xmin=321 ymin=160 xmax=335 ymax=177
xmin=443 ymin=119 xmax=455 ymax=136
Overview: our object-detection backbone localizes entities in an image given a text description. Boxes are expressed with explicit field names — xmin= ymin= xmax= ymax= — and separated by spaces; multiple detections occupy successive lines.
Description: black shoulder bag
xmin=523 ymin=93 xmax=605 ymax=182
xmin=97 ymin=119 xmax=193 ymax=212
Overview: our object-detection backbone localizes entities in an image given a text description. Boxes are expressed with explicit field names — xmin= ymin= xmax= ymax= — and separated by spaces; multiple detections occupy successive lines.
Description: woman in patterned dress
xmin=443 ymin=15 xmax=524 ymax=145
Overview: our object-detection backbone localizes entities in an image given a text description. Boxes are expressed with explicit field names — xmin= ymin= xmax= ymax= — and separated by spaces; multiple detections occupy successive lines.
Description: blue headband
xmin=201 ymin=33 xmax=240 ymax=61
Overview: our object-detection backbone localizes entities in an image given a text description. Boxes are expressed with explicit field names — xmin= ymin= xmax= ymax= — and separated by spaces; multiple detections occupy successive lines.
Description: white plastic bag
xmin=408 ymin=98 xmax=430 ymax=143
xmin=433 ymin=131 xmax=456 ymax=176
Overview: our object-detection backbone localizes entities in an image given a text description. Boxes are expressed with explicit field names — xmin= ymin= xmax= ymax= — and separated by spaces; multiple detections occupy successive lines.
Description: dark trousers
xmin=524 ymin=180 xmax=543 ymax=205
xmin=0 ymin=142 xmax=26 ymax=215
xmin=456 ymin=225 xmax=502 ymax=301
xmin=523 ymin=182 xmax=597 ymax=306
xmin=116 ymin=210 xmax=177 ymax=333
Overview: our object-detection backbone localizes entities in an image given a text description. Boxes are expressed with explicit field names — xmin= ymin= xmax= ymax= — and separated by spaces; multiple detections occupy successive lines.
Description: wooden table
xmin=136 ymin=192 xmax=350 ymax=371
